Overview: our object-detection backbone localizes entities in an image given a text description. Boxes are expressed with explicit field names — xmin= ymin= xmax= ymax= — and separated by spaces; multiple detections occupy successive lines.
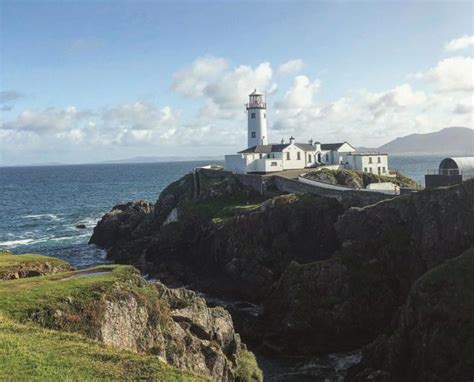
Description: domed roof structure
xmin=439 ymin=157 xmax=474 ymax=179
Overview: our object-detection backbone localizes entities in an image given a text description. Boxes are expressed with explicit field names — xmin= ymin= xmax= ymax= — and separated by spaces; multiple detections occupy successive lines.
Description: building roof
xmin=320 ymin=142 xmax=345 ymax=151
xmin=295 ymin=143 xmax=316 ymax=152
xmin=249 ymin=89 xmax=262 ymax=96
xmin=239 ymin=144 xmax=289 ymax=154
xmin=439 ymin=157 xmax=474 ymax=179
xmin=350 ymin=152 xmax=388 ymax=156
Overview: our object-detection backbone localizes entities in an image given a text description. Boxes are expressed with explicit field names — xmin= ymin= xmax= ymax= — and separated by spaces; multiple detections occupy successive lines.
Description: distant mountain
xmin=378 ymin=127 xmax=474 ymax=155
xmin=99 ymin=155 xmax=223 ymax=164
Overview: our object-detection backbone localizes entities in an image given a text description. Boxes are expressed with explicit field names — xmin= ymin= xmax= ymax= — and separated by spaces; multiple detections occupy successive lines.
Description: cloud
xmin=203 ymin=62 xmax=274 ymax=110
xmin=172 ymin=56 xmax=228 ymax=98
xmin=453 ymin=102 xmax=473 ymax=115
xmin=275 ymin=75 xmax=320 ymax=110
xmin=1 ymin=106 xmax=87 ymax=133
xmin=277 ymin=59 xmax=304 ymax=75
xmin=445 ymin=35 xmax=474 ymax=51
xmin=415 ymin=56 xmax=474 ymax=92
xmin=0 ymin=90 xmax=25 ymax=111
xmin=0 ymin=90 xmax=24 ymax=103
xmin=3 ymin=49 xmax=474 ymax=164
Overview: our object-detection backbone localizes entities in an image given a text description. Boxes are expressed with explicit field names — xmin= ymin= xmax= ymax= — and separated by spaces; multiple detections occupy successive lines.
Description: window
xmin=325 ymin=154 xmax=329 ymax=162
xmin=369 ymin=167 xmax=373 ymax=173
xmin=377 ymin=157 xmax=381 ymax=163
xmin=259 ymin=153 xmax=263 ymax=159
xmin=286 ymin=152 xmax=290 ymax=160
xmin=382 ymin=167 xmax=386 ymax=173
xmin=308 ymin=155 xmax=312 ymax=162
xmin=251 ymin=113 xmax=256 ymax=119
xmin=251 ymin=132 xmax=256 ymax=138
xmin=369 ymin=157 xmax=373 ymax=164
xmin=364 ymin=167 xmax=368 ymax=173
xmin=297 ymin=152 xmax=301 ymax=160
xmin=271 ymin=161 xmax=278 ymax=167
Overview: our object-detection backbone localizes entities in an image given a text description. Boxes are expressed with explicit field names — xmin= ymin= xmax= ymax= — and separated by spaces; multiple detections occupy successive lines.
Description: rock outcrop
xmin=260 ymin=180 xmax=474 ymax=354
xmin=0 ymin=261 xmax=261 ymax=381
xmin=348 ymin=247 xmax=474 ymax=381
xmin=303 ymin=168 xmax=418 ymax=189
xmin=91 ymin=176 xmax=344 ymax=300
xmin=90 ymin=169 xmax=474 ymax=377
xmin=0 ymin=251 xmax=73 ymax=280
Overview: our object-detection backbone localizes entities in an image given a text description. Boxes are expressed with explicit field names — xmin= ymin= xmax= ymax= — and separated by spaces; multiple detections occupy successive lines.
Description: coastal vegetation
xmin=0 ymin=253 xmax=262 ymax=381
xmin=303 ymin=167 xmax=418 ymax=189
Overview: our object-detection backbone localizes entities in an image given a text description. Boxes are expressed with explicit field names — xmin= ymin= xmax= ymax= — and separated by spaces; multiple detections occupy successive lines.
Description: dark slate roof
xmin=239 ymin=144 xmax=289 ymax=154
xmin=320 ymin=142 xmax=345 ymax=151
xmin=295 ymin=143 xmax=316 ymax=152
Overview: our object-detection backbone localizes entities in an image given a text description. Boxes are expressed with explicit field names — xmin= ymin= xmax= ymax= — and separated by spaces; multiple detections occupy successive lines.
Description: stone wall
xmin=271 ymin=176 xmax=391 ymax=207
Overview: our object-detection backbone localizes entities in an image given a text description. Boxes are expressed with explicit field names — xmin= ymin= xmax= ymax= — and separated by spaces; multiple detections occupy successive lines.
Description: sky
xmin=0 ymin=0 xmax=473 ymax=165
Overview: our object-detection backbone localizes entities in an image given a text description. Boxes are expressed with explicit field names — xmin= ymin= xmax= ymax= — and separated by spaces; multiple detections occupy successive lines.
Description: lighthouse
xmin=246 ymin=89 xmax=268 ymax=147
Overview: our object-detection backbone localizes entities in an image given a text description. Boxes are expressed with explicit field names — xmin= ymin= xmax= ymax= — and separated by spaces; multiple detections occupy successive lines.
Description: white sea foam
xmin=22 ymin=213 xmax=63 ymax=221
xmin=0 ymin=238 xmax=37 ymax=247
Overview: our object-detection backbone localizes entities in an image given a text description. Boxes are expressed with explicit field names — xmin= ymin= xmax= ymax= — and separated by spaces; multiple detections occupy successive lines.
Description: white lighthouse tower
xmin=246 ymin=89 xmax=268 ymax=147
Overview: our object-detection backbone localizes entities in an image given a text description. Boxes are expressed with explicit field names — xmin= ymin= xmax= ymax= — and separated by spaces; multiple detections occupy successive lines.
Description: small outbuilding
xmin=425 ymin=157 xmax=474 ymax=188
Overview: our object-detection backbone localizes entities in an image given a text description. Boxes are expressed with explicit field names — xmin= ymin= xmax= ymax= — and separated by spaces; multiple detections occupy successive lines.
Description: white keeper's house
xmin=225 ymin=90 xmax=389 ymax=175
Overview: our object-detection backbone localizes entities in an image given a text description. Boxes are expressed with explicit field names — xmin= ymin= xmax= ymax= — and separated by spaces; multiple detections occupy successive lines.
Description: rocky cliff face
xmin=261 ymin=180 xmax=474 ymax=354
xmin=0 ymin=263 xmax=261 ymax=381
xmin=90 ymin=170 xmax=474 ymax=378
xmin=90 ymin=173 xmax=344 ymax=301
xmin=348 ymin=247 xmax=474 ymax=381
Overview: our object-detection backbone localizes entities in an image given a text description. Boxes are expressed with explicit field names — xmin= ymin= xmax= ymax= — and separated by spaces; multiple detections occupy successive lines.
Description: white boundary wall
xmin=298 ymin=176 xmax=399 ymax=195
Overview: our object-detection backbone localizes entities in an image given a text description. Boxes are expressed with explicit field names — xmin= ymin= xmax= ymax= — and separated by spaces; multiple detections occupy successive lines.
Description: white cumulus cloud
xmin=415 ymin=56 xmax=474 ymax=92
xmin=445 ymin=35 xmax=474 ymax=51
xmin=277 ymin=59 xmax=304 ymax=75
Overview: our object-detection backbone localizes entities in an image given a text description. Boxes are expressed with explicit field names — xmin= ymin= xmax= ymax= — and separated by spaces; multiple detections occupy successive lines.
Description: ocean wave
xmin=0 ymin=238 xmax=37 ymax=247
xmin=22 ymin=214 xmax=63 ymax=221
xmin=0 ymin=233 xmax=91 ymax=248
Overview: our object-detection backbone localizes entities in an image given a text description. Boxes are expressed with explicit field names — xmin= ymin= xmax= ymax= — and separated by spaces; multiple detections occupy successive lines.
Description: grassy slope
xmin=0 ymin=251 xmax=73 ymax=279
xmin=0 ymin=315 xmax=203 ymax=381
xmin=0 ymin=258 xmax=205 ymax=381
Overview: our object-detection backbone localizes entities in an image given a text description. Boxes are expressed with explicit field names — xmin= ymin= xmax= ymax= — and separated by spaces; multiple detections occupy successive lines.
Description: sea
xmin=0 ymin=155 xmax=445 ymax=262
xmin=0 ymin=155 xmax=448 ymax=381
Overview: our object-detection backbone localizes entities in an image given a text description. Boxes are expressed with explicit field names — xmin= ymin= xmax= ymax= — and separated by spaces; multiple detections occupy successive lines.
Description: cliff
xmin=89 ymin=169 xmax=474 ymax=378
xmin=348 ymin=246 xmax=474 ymax=381
xmin=261 ymin=180 xmax=474 ymax=354
xmin=90 ymin=172 xmax=343 ymax=300
xmin=0 ymin=254 xmax=261 ymax=381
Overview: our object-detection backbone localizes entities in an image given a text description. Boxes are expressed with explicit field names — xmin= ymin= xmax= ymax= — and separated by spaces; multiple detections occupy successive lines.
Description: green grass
xmin=234 ymin=350 xmax=263 ymax=382
xmin=186 ymin=197 xmax=264 ymax=224
xmin=0 ymin=251 xmax=73 ymax=279
xmin=0 ymin=263 xmax=205 ymax=381
xmin=0 ymin=314 xmax=204 ymax=381
xmin=0 ymin=265 xmax=167 ymax=332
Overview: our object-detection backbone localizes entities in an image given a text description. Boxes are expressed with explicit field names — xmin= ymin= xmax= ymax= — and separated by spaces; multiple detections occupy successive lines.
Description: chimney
xmin=308 ymin=138 xmax=314 ymax=146
xmin=289 ymin=136 xmax=295 ymax=144
xmin=281 ymin=138 xmax=285 ymax=144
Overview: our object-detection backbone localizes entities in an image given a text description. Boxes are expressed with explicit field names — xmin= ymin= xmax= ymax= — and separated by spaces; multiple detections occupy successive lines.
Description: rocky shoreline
xmin=89 ymin=169 xmax=474 ymax=381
